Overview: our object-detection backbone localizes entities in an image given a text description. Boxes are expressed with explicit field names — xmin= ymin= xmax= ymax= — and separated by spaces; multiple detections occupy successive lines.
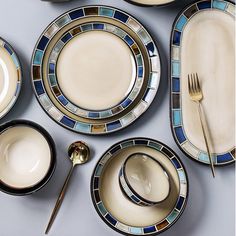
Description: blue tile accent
xmin=75 ymin=122 xmax=91 ymax=133
xmin=172 ymin=62 xmax=180 ymax=77
xmin=172 ymin=77 xmax=180 ymax=92
xmin=105 ymin=214 xmax=117 ymax=226
xmin=176 ymin=15 xmax=187 ymax=31
xmin=174 ymin=127 xmax=186 ymax=144
xmin=135 ymin=140 xmax=148 ymax=145
xmin=131 ymin=195 xmax=140 ymax=203
xmin=124 ymin=35 xmax=134 ymax=46
xmin=34 ymin=81 xmax=44 ymax=95
xmin=11 ymin=54 xmax=20 ymax=68
xmin=4 ymin=43 xmax=13 ymax=55
xmin=144 ymin=226 xmax=156 ymax=234
xmin=99 ymin=7 xmax=114 ymax=17
xmin=217 ymin=153 xmax=233 ymax=163
xmin=121 ymin=98 xmax=132 ymax=108
xmin=81 ymin=24 xmax=93 ymax=31
xmin=176 ymin=196 xmax=185 ymax=210
xmin=172 ymin=157 xmax=181 ymax=169
xmin=88 ymin=112 xmax=100 ymax=118
xmin=69 ymin=9 xmax=84 ymax=20
xmin=33 ymin=50 xmax=43 ymax=65
xmin=173 ymin=110 xmax=181 ymax=126
xmin=58 ymin=95 xmax=68 ymax=106
xmin=173 ymin=31 xmax=181 ymax=46
xmin=107 ymin=121 xmax=122 ymax=131
xmin=146 ymin=42 xmax=156 ymax=57
xmin=197 ymin=1 xmax=211 ymax=9
xmin=60 ymin=116 xmax=75 ymax=128
xmin=93 ymin=23 xmax=104 ymax=30
xmin=93 ymin=177 xmax=99 ymax=189
xmin=15 ymin=83 xmax=21 ymax=96
xmin=138 ymin=67 xmax=143 ymax=77
xmin=61 ymin=32 xmax=72 ymax=43
xmin=37 ymin=36 xmax=49 ymax=51
xmin=114 ymin=11 xmax=129 ymax=23
xmin=213 ymin=0 xmax=227 ymax=10
xmin=49 ymin=63 xmax=55 ymax=74
xmin=110 ymin=145 xmax=121 ymax=154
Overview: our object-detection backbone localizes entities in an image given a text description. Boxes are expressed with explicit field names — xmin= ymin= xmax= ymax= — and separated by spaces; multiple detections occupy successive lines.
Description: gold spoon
xmin=45 ymin=141 xmax=90 ymax=234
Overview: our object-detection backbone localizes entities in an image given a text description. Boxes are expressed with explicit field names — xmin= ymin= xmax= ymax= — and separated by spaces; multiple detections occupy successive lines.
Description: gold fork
xmin=188 ymin=73 xmax=215 ymax=178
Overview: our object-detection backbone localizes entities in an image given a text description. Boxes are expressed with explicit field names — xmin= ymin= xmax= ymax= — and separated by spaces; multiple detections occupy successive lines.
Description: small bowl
xmin=0 ymin=120 xmax=56 ymax=196
xmin=119 ymin=152 xmax=170 ymax=206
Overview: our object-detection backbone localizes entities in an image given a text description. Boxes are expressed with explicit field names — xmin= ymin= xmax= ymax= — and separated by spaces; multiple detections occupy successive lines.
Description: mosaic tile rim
xmin=47 ymin=22 xmax=145 ymax=119
xmin=0 ymin=37 xmax=22 ymax=120
xmin=31 ymin=5 xmax=161 ymax=135
xmin=91 ymin=137 xmax=189 ymax=236
xmin=170 ymin=0 xmax=235 ymax=165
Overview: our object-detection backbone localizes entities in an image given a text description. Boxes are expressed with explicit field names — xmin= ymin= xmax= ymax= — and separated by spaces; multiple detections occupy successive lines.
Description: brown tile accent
xmin=84 ymin=7 xmax=98 ymax=16
xmin=172 ymin=93 xmax=180 ymax=109
xmin=70 ymin=26 xmax=81 ymax=36
xmin=17 ymin=69 xmax=21 ymax=81
xmin=131 ymin=44 xmax=140 ymax=55
xmin=91 ymin=124 xmax=106 ymax=133
xmin=52 ymin=86 xmax=61 ymax=97
xmin=156 ymin=220 xmax=169 ymax=230
xmin=32 ymin=66 xmax=41 ymax=80
xmin=184 ymin=4 xmax=198 ymax=18
xmin=111 ymin=106 xmax=123 ymax=115
xmin=231 ymin=148 xmax=235 ymax=158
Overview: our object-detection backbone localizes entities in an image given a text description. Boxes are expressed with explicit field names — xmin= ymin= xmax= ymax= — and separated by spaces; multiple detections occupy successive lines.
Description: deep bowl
xmin=0 ymin=120 xmax=56 ymax=196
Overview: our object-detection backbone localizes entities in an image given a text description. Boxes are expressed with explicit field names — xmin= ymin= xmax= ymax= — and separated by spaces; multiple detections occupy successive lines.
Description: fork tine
xmin=196 ymin=73 xmax=201 ymax=93
xmin=188 ymin=74 xmax=191 ymax=94
xmin=191 ymin=73 xmax=195 ymax=94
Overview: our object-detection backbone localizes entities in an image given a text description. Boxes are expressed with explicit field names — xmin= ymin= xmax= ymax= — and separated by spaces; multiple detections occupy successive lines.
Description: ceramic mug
xmin=119 ymin=152 xmax=170 ymax=206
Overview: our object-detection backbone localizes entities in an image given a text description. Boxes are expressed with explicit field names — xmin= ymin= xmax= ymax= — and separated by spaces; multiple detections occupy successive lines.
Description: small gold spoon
xmin=45 ymin=141 xmax=90 ymax=234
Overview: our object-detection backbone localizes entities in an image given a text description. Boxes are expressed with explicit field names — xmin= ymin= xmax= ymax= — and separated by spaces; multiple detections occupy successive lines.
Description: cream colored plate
xmin=0 ymin=38 xmax=22 ymax=119
xmin=127 ymin=0 xmax=174 ymax=6
xmin=31 ymin=6 xmax=161 ymax=134
xmin=0 ymin=126 xmax=51 ymax=188
xmin=170 ymin=0 xmax=235 ymax=165
xmin=91 ymin=138 xmax=188 ymax=235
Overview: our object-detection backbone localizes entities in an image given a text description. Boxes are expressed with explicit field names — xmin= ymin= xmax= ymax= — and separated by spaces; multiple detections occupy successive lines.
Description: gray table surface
xmin=0 ymin=0 xmax=235 ymax=235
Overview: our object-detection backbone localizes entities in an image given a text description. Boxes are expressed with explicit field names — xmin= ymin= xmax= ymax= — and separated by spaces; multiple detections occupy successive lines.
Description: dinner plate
xmin=125 ymin=0 xmax=175 ymax=6
xmin=91 ymin=138 xmax=188 ymax=235
xmin=31 ymin=6 xmax=161 ymax=134
xmin=47 ymin=22 xmax=144 ymax=119
xmin=170 ymin=0 xmax=235 ymax=165
xmin=0 ymin=38 xmax=22 ymax=120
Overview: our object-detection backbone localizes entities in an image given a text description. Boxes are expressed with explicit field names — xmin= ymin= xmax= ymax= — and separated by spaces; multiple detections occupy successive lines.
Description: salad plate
xmin=31 ymin=6 xmax=161 ymax=134
xmin=91 ymin=138 xmax=188 ymax=235
xmin=0 ymin=38 xmax=22 ymax=120
xmin=170 ymin=0 xmax=235 ymax=165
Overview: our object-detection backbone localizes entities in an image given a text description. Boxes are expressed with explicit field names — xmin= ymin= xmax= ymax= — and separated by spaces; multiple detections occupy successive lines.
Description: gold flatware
xmin=45 ymin=141 xmax=90 ymax=234
xmin=188 ymin=73 xmax=215 ymax=178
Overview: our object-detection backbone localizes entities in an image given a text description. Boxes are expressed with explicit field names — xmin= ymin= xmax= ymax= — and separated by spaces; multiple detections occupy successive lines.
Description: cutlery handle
xmin=45 ymin=165 xmax=75 ymax=234
xmin=197 ymin=102 xmax=215 ymax=178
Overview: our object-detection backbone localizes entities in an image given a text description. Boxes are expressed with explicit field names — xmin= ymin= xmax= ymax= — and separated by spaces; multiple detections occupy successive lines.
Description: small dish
xmin=125 ymin=0 xmax=175 ymax=7
xmin=31 ymin=6 xmax=161 ymax=134
xmin=170 ymin=0 xmax=235 ymax=165
xmin=0 ymin=38 xmax=22 ymax=119
xmin=91 ymin=138 xmax=188 ymax=236
xmin=119 ymin=153 xmax=170 ymax=206
xmin=0 ymin=120 xmax=56 ymax=195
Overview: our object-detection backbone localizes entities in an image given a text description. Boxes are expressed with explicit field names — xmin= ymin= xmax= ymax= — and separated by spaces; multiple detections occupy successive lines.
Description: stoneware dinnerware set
xmin=0 ymin=0 xmax=235 ymax=235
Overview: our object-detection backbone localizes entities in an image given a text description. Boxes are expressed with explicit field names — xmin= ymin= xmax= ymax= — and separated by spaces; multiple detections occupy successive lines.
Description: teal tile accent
xmin=129 ymin=227 xmax=143 ymax=234
xmin=178 ymin=169 xmax=186 ymax=183
xmin=172 ymin=61 xmax=180 ymax=77
xmin=95 ymin=165 xmax=103 ymax=176
xmin=173 ymin=110 xmax=181 ymax=126
xmin=33 ymin=50 xmax=43 ymax=65
xmin=213 ymin=0 xmax=227 ymax=10
xmin=11 ymin=54 xmax=20 ymax=68
xmin=176 ymin=15 xmax=187 ymax=31
xmin=149 ymin=141 xmax=162 ymax=150
xmin=100 ymin=110 xmax=112 ymax=118
xmin=198 ymin=152 xmax=217 ymax=164
xmin=136 ymin=54 xmax=143 ymax=66
xmin=121 ymin=140 xmax=134 ymax=148
xmin=99 ymin=7 xmax=114 ymax=17
xmin=148 ymin=72 xmax=158 ymax=88
xmin=167 ymin=209 xmax=179 ymax=223
xmin=49 ymin=75 xmax=57 ymax=86
xmin=81 ymin=24 xmax=92 ymax=31
xmin=75 ymin=122 xmax=91 ymax=133
xmin=97 ymin=202 xmax=107 ymax=216
xmin=56 ymin=15 xmax=70 ymax=27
